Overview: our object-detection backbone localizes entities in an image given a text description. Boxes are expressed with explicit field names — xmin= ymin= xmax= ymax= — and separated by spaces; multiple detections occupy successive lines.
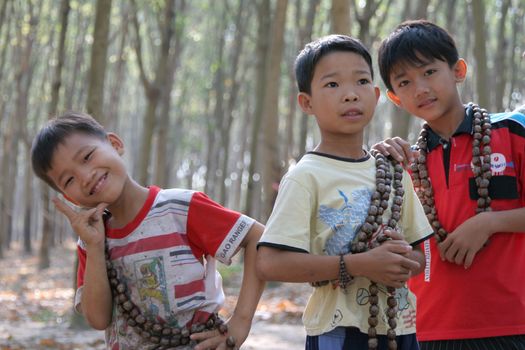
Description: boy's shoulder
xmin=490 ymin=110 xmax=525 ymax=129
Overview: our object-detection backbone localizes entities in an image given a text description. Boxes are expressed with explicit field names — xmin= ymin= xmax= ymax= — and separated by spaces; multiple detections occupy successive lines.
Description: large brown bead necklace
xmin=410 ymin=103 xmax=492 ymax=242
xmin=310 ymin=151 xmax=405 ymax=349
xmin=105 ymin=248 xmax=236 ymax=349
xmin=349 ymin=150 xmax=405 ymax=350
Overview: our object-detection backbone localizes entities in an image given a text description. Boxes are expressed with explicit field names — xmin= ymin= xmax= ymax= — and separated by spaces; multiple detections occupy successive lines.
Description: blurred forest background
xmin=0 ymin=0 xmax=524 ymax=343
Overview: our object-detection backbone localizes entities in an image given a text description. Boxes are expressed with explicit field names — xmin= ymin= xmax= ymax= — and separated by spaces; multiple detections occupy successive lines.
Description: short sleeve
xmin=400 ymin=169 xmax=434 ymax=245
xmin=186 ymin=192 xmax=254 ymax=265
xmin=259 ymin=177 xmax=313 ymax=252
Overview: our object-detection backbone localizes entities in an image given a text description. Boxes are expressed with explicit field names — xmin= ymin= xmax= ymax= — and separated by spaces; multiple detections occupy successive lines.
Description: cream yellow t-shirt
xmin=259 ymin=152 xmax=433 ymax=336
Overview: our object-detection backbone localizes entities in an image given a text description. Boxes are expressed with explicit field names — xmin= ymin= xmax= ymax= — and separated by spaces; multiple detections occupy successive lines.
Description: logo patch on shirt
xmin=490 ymin=153 xmax=507 ymax=175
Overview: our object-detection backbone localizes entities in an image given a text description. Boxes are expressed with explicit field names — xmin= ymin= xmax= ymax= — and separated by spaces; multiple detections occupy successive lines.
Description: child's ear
xmin=454 ymin=58 xmax=467 ymax=82
xmin=107 ymin=133 xmax=124 ymax=155
xmin=297 ymin=92 xmax=313 ymax=114
xmin=386 ymin=90 xmax=402 ymax=107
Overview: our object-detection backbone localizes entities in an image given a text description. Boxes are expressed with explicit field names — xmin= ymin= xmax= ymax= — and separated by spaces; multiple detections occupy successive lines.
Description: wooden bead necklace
xmin=310 ymin=151 xmax=404 ymax=349
xmin=349 ymin=150 xmax=404 ymax=350
xmin=105 ymin=248 xmax=236 ymax=349
xmin=410 ymin=103 xmax=492 ymax=242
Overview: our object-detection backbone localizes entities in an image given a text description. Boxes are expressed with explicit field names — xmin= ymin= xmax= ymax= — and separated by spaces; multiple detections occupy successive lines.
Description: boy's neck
xmin=315 ymin=138 xmax=366 ymax=159
xmin=106 ymin=179 xmax=150 ymax=229
xmin=425 ymin=101 xmax=466 ymax=140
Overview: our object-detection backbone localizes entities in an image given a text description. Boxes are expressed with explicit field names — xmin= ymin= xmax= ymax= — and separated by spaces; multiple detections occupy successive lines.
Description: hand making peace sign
xmin=53 ymin=198 xmax=108 ymax=248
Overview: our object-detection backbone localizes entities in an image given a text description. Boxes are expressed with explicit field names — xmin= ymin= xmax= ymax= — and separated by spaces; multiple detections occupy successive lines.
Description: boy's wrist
xmin=344 ymin=254 xmax=363 ymax=278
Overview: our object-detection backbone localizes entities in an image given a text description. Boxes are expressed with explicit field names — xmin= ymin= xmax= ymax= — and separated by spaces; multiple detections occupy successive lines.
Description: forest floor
xmin=0 ymin=243 xmax=310 ymax=350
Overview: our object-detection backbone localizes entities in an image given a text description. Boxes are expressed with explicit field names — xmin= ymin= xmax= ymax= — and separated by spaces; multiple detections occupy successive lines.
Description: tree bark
xmin=470 ymin=0 xmax=489 ymax=109
xmin=297 ymin=0 xmax=320 ymax=158
xmin=219 ymin=0 xmax=248 ymax=205
xmin=330 ymin=0 xmax=351 ymax=35
xmin=86 ymin=0 xmax=112 ymax=122
xmin=261 ymin=0 xmax=288 ymax=221
xmin=132 ymin=0 xmax=176 ymax=185
xmin=154 ymin=0 xmax=186 ymax=188
xmin=245 ymin=0 xmax=271 ymax=218
xmin=494 ymin=0 xmax=511 ymax=112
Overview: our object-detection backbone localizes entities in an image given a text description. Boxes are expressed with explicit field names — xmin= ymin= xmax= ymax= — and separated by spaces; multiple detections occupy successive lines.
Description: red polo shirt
xmin=409 ymin=106 xmax=525 ymax=340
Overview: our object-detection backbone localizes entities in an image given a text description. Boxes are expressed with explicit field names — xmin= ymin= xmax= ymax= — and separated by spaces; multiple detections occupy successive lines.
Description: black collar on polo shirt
xmin=425 ymin=105 xmax=473 ymax=152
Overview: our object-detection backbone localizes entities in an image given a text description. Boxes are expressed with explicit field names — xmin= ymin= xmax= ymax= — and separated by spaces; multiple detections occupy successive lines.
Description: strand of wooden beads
xmin=349 ymin=150 xmax=404 ymax=350
xmin=105 ymin=250 xmax=236 ymax=350
xmin=410 ymin=103 xmax=492 ymax=242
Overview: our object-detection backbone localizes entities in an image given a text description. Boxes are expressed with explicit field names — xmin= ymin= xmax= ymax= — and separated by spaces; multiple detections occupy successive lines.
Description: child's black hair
xmin=294 ymin=34 xmax=374 ymax=94
xmin=31 ymin=111 xmax=107 ymax=192
xmin=378 ymin=20 xmax=459 ymax=91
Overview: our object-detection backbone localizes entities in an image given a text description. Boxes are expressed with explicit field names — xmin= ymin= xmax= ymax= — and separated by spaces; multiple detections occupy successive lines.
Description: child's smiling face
xmin=47 ymin=132 xmax=128 ymax=208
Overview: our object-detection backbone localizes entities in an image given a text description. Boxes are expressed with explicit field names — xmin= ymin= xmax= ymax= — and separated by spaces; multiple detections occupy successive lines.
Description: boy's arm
xmin=440 ymin=207 xmax=525 ymax=268
xmin=192 ymin=221 xmax=266 ymax=350
xmin=256 ymin=239 xmax=419 ymax=289
xmin=53 ymin=199 xmax=113 ymax=329
xmin=79 ymin=243 xmax=113 ymax=329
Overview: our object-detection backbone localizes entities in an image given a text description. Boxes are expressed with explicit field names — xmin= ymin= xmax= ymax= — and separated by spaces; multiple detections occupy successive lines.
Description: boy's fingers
xmin=383 ymin=229 xmax=403 ymax=240
xmin=52 ymin=197 xmax=78 ymax=221
xmin=94 ymin=202 xmax=108 ymax=219
xmin=464 ymin=251 xmax=476 ymax=269
xmin=371 ymin=142 xmax=390 ymax=156
xmin=384 ymin=140 xmax=405 ymax=162
xmin=400 ymin=257 xmax=420 ymax=272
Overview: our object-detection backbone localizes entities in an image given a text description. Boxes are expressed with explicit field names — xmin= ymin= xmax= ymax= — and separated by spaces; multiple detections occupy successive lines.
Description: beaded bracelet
xmin=338 ymin=254 xmax=354 ymax=293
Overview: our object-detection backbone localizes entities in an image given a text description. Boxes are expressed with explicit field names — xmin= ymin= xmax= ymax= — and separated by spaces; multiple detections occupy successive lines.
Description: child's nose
xmin=343 ymin=90 xmax=359 ymax=102
xmin=414 ymin=82 xmax=430 ymax=97
xmin=79 ymin=168 xmax=95 ymax=187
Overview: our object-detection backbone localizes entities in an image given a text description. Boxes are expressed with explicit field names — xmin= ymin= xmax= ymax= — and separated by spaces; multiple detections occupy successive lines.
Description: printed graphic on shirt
xmin=466 ymin=152 xmax=514 ymax=176
xmin=356 ymin=284 xmax=412 ymax=325
xmin=135 ymin=257 xmax=170 ymax=318
xmin=320 ymin=188 xmax=372 ymax=255
xmin=330 ymin=309 xmax=344 ymax=328
xmin=490 ymin=153 xmax=507 ymax=175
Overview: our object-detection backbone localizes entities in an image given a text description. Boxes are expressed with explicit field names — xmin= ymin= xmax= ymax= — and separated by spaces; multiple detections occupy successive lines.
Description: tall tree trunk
xmin=86 ymin=0 xmax=112 ymax=122
xmin=414 ymin=0 xmax=431 ymax=18
xmin=330 ymin=0 xmax=351 ymax=35
xmin=494 ymin=0 xmax=511 ymax=112
xmin=204 ymin=2 xmax=227 ymax=198
xmin=23 ymin=161 xmax=32 ymax=254
xmin=245 ymin=0 xmax=271 ymax=218
xmin=154 ymin=0 xmax=186 ymax=188
xmin=132 ymin=0 xmax=176 ymax=185
xmin=297 ymin=0 xmax=320 ymax=158
xmin=65 ymin=15 xmax=88 ymax=109
xmin=470 ymin=0 xmax=489 ymax=109
xmin=219 ymin=0 xmax=248 ymax=205
xmin=261 ymin=0 xmax=288 ymax=221
xmin=445 ymin=0 xmax=457 ymax=31
xmin=39 ymin=0 xmax=70 ymax=270
xmin=506 ymin=4 xmax=522 ymax=110
xmin=49 ymin=0 xmax=70 ymax=116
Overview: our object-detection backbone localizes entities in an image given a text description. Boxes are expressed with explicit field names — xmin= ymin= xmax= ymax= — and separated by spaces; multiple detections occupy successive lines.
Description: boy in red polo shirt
xmin=375 ymin=20 xmax=525 ymax=349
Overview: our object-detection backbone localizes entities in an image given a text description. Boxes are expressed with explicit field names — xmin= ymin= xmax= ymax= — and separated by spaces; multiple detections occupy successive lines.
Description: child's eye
xmin=424 ymin=69 xmax=437 ymax=76
xmin=64 ymin=177 xmax=74 ymax=188
xmin=325 ymin=82 xmax=338 ymax=88
xmin=398 ymin=80 xmax=409 ymax=88
xmin=358 ymin=78 xmax=370 ymax=85
xmin=84 ymin=149 xmax=94 ymax=161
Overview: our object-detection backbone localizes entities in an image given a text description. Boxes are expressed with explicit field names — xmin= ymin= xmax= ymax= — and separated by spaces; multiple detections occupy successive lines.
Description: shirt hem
xmin=417 ymin=325 xmax=525 ymax=341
